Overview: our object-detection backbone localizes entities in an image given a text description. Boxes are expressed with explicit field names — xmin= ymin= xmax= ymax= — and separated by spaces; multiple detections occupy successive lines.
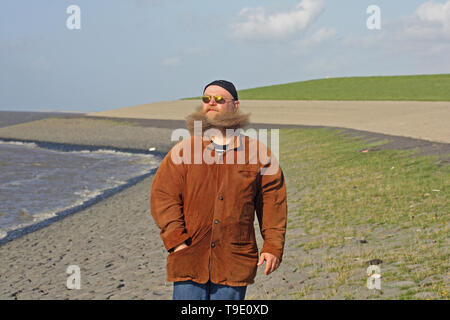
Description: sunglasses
xmin=202 ymin=95 xmax=234 ymax=104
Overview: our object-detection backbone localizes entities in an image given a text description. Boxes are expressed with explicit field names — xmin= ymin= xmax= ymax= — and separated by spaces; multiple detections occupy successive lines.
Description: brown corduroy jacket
xmin=150 ymin=112 xmax=287 ymax=287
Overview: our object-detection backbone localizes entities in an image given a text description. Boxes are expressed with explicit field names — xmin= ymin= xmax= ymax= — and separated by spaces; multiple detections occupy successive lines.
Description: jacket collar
xmin=202 ymin=134 xmax=243 ymax=151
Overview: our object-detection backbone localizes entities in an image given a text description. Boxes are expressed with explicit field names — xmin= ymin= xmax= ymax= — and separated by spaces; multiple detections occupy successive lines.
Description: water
xmin=0 ymin=140 xmax=161 ymax=241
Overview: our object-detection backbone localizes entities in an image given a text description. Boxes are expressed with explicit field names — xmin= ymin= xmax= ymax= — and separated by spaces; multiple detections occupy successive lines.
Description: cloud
xmin=410 ymin=0 xmax=450 ymax=38
xmin=161 ymin=56 xmax=181 ymax=67
xmin=344 ymin=1 xmax=450 ymax=53
xmin=416 ymin=0 xmax=450 ymax=26
xmin=230 ymin=0 xmax=324 ymax=41
xmin=385 ymin=0 xmax=450 ymax=43
xmin=333 ymin=1 xmax=450 ymax=75
xmin=301 ymin=27 xmax=337 ymax=46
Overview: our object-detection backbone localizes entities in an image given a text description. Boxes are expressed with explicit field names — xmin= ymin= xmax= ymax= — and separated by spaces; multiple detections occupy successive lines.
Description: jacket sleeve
xmin=255 ymin=148 xmax=287 ymax=262
xmin=150 ymin=146 xmax=190 ymax=252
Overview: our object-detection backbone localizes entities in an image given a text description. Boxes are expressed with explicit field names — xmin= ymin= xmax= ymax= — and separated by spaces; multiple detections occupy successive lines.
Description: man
xmin=150 ymin=80 xmax=287 ymax=300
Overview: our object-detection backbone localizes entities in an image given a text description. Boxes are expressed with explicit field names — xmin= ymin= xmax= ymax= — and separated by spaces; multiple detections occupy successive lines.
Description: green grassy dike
xmin=277 ymin=128 xmax=449 ymax=299
xmin=186 ymin=74 xmax=450 ymax=101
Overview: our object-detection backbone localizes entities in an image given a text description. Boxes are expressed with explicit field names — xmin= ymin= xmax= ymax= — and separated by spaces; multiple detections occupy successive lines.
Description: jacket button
xmin=218 ymin=195 xmax=224 ymax=200
xmin=211 ymin=242 xmax=216 ymax=248
xmin=214 ymin=219 xmax=219 ymax=224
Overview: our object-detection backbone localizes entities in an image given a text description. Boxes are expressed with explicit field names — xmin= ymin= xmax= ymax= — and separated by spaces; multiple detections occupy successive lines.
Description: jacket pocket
xmin=166 ymin=231 xmax=210 ymax=280
xmin=235 ymin=165 xmax=259 ymax=197
xmin=229 ymin=241 xmax=259 ymax=260
xmin=169 ymin=243 xmax=191 ymax=255
xmin=230 ymin=240 xmax=257 ymax=248
xmin=237 ymin=164 xmax=259 ymax=177
xmin=168 ymin=228 xmax=208 ymax=256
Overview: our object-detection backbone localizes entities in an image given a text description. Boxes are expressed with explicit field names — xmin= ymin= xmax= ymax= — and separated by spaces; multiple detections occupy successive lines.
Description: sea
xmin=0 ymin=139 xmax=162 ymax=243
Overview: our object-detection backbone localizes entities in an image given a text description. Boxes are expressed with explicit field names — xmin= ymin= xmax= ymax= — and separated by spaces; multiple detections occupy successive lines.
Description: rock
xmin=0 ymin=228 xmax=7 ymax=239
xmin=117 ymin=283 xmax=125 ymax=289
xmin=414 ymin=291 xmax=439 ymax=299
xmin=366 ymin=259 xmax=383 ymax=265
xmin=19 ymin=208 xmax=33 ymax=220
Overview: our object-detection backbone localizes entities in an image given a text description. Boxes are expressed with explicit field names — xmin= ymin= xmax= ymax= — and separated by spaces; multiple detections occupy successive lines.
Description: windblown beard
xmin=185 ymin=105 xmax=251 ymax=136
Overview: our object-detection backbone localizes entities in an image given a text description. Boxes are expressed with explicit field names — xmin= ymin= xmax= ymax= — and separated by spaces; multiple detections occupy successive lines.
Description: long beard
xmin=185 ymin=105 xmax=251 ymax=135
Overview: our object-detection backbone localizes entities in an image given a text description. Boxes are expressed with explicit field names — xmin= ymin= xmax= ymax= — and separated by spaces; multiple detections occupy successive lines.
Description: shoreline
xmin=0 ymin=138 xmax=164 ymax=246
xmin=0 ymin=173 xmax=169 ymax=299
xmin=0 ymin=168 xmax=157 ymax=245
xmin=0 ymin=117 xmax=177 ymax=299
xmin=0 ymin=138 xmax=165 ymax=247
xmin=0 ymin=137 xmax=165 ymax=158
xmin=1 ymin=114 xmax=449 ymax=161
xmin=0 ymin=116 xmax=448 ymax=243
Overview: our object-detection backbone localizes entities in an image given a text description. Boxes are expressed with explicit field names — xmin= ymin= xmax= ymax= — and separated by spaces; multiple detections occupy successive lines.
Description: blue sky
xmin=1 ymin=0 xmax=450 ymax=112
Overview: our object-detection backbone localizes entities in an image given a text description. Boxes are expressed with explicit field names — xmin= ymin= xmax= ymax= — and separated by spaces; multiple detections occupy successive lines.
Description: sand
xmin=0 ymin=102 xmax=448 ymax=300
xmin=0 ymin=174 xmax=169 ymax=299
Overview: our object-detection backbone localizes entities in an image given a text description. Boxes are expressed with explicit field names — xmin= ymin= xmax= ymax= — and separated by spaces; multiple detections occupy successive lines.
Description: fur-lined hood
xmin=185 ymin=105 xmax=250 ymax=135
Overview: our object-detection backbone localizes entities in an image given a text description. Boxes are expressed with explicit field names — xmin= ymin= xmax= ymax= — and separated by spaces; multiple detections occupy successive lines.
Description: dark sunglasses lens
xmin=214 ymin=96 xmax=225 ymax=104
xmin=202 ymin=96 xmax=211 ymax=103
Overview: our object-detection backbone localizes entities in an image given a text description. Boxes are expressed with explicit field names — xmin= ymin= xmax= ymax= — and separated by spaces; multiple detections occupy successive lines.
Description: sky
xmin=1 ymin=0 xmax=450 ymax=112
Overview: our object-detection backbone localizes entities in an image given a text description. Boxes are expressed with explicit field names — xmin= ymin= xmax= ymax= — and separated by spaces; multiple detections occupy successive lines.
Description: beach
xmin=0 ymin=115 xmax=172 ymax=299
xmin=0 ymin=103 xmax=448 ymax=300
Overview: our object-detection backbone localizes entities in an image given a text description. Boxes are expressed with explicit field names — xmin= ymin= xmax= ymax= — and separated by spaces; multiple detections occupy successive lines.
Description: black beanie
xmin=203 ymin=80 xmax=238 ymax=101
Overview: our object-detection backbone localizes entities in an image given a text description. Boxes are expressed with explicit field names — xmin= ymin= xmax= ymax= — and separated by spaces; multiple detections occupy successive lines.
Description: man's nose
xmin=208 ymin=96 xmax=217 ymax=105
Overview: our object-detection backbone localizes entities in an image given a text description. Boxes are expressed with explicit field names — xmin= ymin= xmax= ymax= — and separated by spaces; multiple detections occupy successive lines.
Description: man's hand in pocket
xmin=173 ymin=242 xmax=188 ymax=252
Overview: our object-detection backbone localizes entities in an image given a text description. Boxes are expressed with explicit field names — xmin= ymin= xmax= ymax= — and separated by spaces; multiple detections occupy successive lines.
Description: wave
xmin=0 ymin=138 xmax=163 ymax=157
xmin=0 ymin=166 xmax=159 ymax=246
xmin=0 ymin=139 xmax=165 ymax=246
xmin=0 ymin=140 xmax=38 ymax=148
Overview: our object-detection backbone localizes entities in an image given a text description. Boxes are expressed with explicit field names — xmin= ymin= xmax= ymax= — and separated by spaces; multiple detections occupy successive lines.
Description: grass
xmin=277 ymin=127 xmax=449 ymax=299
xmin=185 ymin=74 xmax=450 ymax=101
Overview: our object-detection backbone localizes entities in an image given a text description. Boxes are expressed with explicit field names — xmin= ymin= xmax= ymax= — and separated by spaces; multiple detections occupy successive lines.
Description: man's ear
xmin=234 ymin=100 xmax=240 ymax=111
